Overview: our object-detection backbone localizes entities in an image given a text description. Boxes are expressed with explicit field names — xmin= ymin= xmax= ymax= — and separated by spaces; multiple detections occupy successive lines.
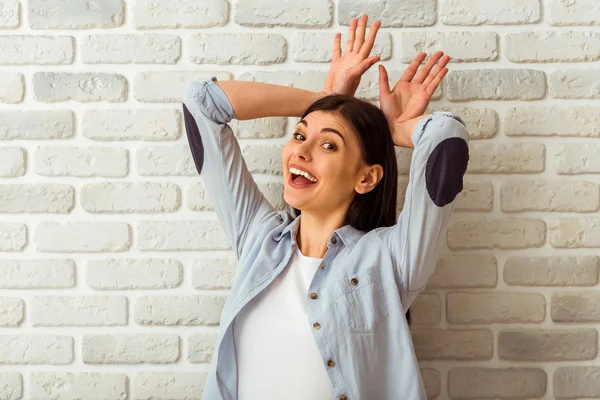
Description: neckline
xmin=295 ymin=247 xmax=323 ymax=262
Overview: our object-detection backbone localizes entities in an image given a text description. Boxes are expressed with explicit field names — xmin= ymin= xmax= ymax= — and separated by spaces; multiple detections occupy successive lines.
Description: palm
xmin=379 ymin=51 xmax=450 ymax=124
xmin=323 ymin=15 xmax=381 ymax=97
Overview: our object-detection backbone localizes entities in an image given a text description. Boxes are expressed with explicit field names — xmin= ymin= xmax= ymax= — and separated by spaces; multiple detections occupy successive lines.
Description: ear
xmin=355 ymin=164 xmax=384 ymax=195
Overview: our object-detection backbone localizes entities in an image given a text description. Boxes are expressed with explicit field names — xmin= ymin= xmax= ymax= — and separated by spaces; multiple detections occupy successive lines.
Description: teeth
xmin=289 ymin=167 xmax=317 ymax=183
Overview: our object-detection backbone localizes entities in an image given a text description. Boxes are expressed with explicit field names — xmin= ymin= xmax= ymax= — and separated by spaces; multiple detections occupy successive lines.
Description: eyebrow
xmin=297 ymin=119 xmax=346 ymax=144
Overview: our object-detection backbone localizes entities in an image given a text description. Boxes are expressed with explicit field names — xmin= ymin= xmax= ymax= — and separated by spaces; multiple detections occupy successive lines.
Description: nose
xmin=293 ymin=140 xmax=312 ymax=161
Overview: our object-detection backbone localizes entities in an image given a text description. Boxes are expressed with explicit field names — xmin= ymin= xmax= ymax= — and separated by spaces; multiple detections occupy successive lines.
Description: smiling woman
xmin=182 ymin=14 xmax=469 ymax=400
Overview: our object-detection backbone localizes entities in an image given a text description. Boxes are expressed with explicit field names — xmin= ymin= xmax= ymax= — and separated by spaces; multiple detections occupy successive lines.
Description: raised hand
xmin=322 ymin=14 xmax=382 ymax=97
xmin=378 ymin=51 xmax=450 ymax=124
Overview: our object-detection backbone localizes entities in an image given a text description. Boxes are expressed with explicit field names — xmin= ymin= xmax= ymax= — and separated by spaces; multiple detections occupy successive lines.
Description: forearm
xmin=390 ymin=114 xmax=431 ymax=149
xmin=214 ymin=80 xmax=324 ymax=120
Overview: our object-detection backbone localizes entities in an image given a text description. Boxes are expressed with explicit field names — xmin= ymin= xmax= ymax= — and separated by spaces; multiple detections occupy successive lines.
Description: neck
xmin=296 ymin=209 xmax=347 ymax=258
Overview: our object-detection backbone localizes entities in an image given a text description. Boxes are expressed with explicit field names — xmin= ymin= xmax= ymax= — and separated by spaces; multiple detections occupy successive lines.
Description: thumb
xmin=378 ymin=64 xmax=391 ymax=97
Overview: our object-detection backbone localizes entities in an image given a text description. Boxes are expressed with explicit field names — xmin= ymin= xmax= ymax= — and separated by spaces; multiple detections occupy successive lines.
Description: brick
xmin=134 ymin=373 xmax=206 ymax=399
xmin=0 ymin=222 xmax=26 ymax=251
xmin=499 ymin=329 xmax=597 ymax=361
xmin=410 ymin=294 xmax=441 ymax=326
xmin=188 ymin=333 xmax=218 ymax=363
xmin=550 ymin=69 xmax=600 ymax=99
xmin=0 ymin=35 xmax=73 ymax=64
xmin=132 ymin=0 xmax=228 ymax=29
xmin=554 ymin=367 xmax=600 ymax=399
xmin=338 ymin=0 xmax=434 ymax=27
xmin=411 ymin=329 xmax=493 ymax=360
xmin=455 ymin=181 xmax=493 ymax=211
xmin=428 ymin=255 xmax=498 ymax=288
xmin=86 ymin=258 xmax=182 ymax=290
xmin=441 ymin=0 xmax=540 ymax=25
xmin=0 ymin=298 xmax=23 ymax=327
xmin=448 ymin=368 xmax=546 ymax=399
xmin=0 ymin=110 xmax=73 ymax=140
xmin=83 ymin=109 xmax=180 ymax=141
xmin=82 ymin=34 xmax=180 ymax=64
xmin=134 ymin=71 xmax=230 ymax=102
xmin=81 ymin=182 xmax=180 ymax=213
xmin=448 ymin=218 xmax=546 ymax=250
xmin=505 ymin=106 xmax=600 ymax=137
xmin=0 ymin=372 xmax=21 ymax=400
xmin=552 ymin=292 xmax=600 ymax=322
xmin=420 ymin=369 xmax=441 ymax=399
xmin=30 ymin=372 xmax=127 ymax=400
xmin=32 ymin=296 xmax=127 ymax=326
xmin=447 ymin=69 xmax=546 ymax=100
xmin=0 ymin=259 xmax=75 ymax=289
xmin=230 ymin=117 xmax=287 ymax=139
xmin=0 ymin=336 xmax=73 ymax=365
xmin=82 ymin=334 xmax=179 ymax=364
xmin=447 ymin=292 xmax=546 ymax=324
xmin=33 ymin=72 xmax=127 ymax=102
xmin=241 ymin=145 xmax=283 ymax=174
xmin=36 ymin=222 xmax=130 ymax=253
xmin=501 ymin=179 xmax=599 ymax=212
xmin=550 ymin=218 xmax=600 ymax=248
xmin=0 ymin=184 xmax=74 ymax=213
xmin=292 ymin=32 xmax=391 ymax=62
xmin=136 ymin=145 xmax=197 ymax=176
xmin=400 ymin=32 xmax=498 ymax=62
xmin=550 ymin=0 xmax=600 ymax=26
xmin=190 ymin=34 xmax=285 ymax=65
xmin=0 ymin=0 xmax=19 ymax=28
xmin=137 ymin=220 xmax=229 ymax=251
xmin=0 ymin=73 xmax=23 ymax=103
xmin=555 ymin=144 xmax=600 ymax=174
xmin=467 ymin=143 xmax=545 ymax=174
xmin=34 ymin=146 xmax=128 ymax=177
xmin=236 ymin=0 xmax=332 ymax=27
xmin=135 ymin=296 xmax=225 ymax=325
xmin=429 ymin=107 xmax=498 ymax=140
xmin=192 ymin=258 xmax=237 ymax=290
xmin=240 ymin=70 xmax=327 ymax=95
xmin=505 ymin=256 xmax=599 ymax=286
xmin=28 ymin=0 xmax=123 ymax=29
xmin=0 ymin=148 xmax=25 ymax=177
xmin=507 ymin=31 xmax=600 ymax=62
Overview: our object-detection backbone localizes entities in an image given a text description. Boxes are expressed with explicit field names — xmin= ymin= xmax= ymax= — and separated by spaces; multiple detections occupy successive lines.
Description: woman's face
xmin=282 ymin=110 xmax=371 ymax=215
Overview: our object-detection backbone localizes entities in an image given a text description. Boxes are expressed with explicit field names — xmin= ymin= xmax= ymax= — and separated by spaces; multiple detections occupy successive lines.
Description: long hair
xmin=292 ymin=94 xmax=412 ymax=324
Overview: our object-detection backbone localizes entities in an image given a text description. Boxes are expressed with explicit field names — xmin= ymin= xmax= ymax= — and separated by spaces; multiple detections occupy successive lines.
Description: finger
xmin=426 ymin=68 xmax=448 ymax=96
xmin=353 ymin=55 xmax=380 ymax=76
xmin=414 ymin=50 xmax=444 ymax=83
xmin=399 ymin=52 xmax=427 ymax=82
xmin=332 ymin=33 xmax=342 ymax=60
xmin=358 ymin=19 xmax=381 ymax=58
xmin=378 ymin=64 xmax=391 ymax=96
xmin=345 ymin=17 xmax=358 ymax=53
xmin=422 ymin=55 xmax=450 ymax=87
xmin=353 ymin=14 xmax=368 ymax=53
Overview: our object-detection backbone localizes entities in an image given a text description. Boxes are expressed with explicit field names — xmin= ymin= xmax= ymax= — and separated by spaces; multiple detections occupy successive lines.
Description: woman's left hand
xmin=321 ymin=14 xmax=382 ymax=97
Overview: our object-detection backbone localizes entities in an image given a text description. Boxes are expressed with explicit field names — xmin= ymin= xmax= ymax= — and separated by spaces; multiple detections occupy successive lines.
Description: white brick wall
xmin=0 ymin=0 xmax=598 ymax=398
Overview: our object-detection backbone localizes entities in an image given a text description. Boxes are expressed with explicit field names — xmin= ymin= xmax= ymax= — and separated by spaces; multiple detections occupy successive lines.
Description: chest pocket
xmin=329 ymin=266 xmax=389 ymax=333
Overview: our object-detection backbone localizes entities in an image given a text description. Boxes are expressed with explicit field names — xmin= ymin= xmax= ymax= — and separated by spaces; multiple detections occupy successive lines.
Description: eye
xmin=322 ymin=142 xmax=336 ymax=151
xmin=292 ymin=132 xmax=305 ymax=141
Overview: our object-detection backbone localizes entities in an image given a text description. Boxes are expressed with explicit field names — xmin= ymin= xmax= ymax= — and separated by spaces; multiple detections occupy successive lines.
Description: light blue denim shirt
xmin=182 ymin=77 xmax=469 ymax=400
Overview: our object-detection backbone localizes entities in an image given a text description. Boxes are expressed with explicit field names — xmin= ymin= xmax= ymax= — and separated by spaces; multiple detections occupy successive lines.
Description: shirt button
xmin=330 ymin=237 xmax=337 ymax=244
xmin=350 ymin=277 xmax=359 ymax=286
xmin=320 ymin=262 xmax=325 ymax=269
xmin=310 ymin=292 xmax=318 ymax=300
xmin=327 ymin=359 xmax=336 ymax=367
xmin=313 ymin=322 xmax=321 ymax=330
xmin=339 ymin=395 xmax=348 ymax=400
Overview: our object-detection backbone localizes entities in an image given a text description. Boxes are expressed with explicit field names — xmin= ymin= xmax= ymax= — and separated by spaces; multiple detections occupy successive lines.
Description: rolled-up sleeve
xmin=182 ymin=77 xmax=277 ymax=259
xmin=377 ymin=112 xmax=470 ymax=310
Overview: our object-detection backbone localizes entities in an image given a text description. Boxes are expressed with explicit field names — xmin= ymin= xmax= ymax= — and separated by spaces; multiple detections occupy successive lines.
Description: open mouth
xmin=289 ymin=171 xmax=317 ymax=188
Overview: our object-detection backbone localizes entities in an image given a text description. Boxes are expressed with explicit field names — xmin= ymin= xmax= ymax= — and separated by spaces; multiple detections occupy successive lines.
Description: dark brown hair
xmin=293 ymin=94 xmax=412 ymax=324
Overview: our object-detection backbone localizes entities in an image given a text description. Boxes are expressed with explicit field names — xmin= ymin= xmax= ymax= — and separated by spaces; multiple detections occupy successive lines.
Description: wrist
xmin=389 ymin=121 xmax=414 ymax=149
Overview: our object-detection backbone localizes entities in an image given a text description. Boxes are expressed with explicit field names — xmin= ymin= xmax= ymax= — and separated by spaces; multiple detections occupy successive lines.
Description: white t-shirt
xmin=233 ymin=247 xmax=335 ymax=400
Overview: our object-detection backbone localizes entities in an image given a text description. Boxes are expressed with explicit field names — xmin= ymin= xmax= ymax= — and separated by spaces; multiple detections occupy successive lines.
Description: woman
xmin=182 ymin=15 xmax=469 ymax=400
